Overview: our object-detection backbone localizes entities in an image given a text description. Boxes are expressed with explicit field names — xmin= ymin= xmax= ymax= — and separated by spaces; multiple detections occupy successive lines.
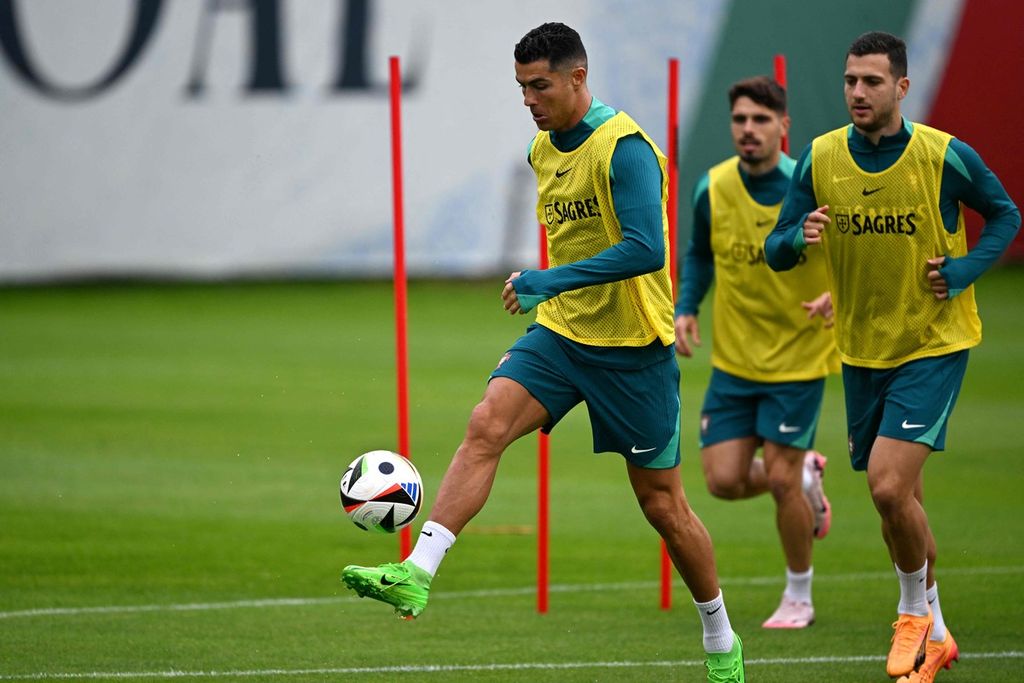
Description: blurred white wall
xmin=0 ymin=0 xmax=724 ymax=280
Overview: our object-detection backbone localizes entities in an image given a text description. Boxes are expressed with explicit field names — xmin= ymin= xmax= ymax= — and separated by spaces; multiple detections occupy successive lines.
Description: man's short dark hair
xmin=847 ymin=31 xmax=908 ymax=78
xmin=728 ymin=76 xmax=787 ymax=115
xmin=514 ymin=22 xmax=587 ymax=71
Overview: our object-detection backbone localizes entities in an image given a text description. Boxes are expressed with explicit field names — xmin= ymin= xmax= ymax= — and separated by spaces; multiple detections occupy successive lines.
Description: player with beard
xmin=676 ymin=76 xmax=838 ymax=630
xmin=766 ymin=31 xmax=1019 ymax=681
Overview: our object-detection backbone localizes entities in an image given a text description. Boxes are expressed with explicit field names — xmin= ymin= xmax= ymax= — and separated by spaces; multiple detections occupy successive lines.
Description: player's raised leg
xmin=701 ymin=437 xmax=766 ymax=500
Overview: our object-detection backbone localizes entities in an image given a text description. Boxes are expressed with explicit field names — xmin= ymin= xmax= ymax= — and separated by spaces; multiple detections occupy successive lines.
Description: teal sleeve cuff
xmin=792 ymin=216 xmax=808 ymax=251
xmin=515 ymin=292 xmax=547 ymax=314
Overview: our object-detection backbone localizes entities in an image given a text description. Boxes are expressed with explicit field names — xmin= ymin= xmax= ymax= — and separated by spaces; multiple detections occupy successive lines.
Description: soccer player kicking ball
xmin=766 ymin=31 xmax=1019 ymax=681
xmin=675 ymin=76 xmax=838 ymax=630
xmin=343 ymin=22 xmax=745 ymax=682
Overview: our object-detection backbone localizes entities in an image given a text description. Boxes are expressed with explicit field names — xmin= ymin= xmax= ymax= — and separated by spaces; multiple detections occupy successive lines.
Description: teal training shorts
xmin=490 ymin=324 xmax=681 ymax=469
xmin=699 ymin=368 xmax=825 ymax=450
xmin=842 ymin=350 xmax=969 ymax=471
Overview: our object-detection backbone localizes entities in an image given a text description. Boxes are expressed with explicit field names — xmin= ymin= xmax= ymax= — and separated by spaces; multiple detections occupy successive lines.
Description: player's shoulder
xmin=692 ymin=169 xmax=712 ymax=206
xmin=911 ymin=123 xmax=986 ymax=182
xmin=777 ymin=153 xmax=797 ymax=180
xmin=811 ymin=124 xmax=850 ymax=145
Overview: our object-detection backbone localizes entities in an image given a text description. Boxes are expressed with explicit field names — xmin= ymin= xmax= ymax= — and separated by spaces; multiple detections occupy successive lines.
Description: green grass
xmin=1 ymin=271 xmax=1022 ymax=682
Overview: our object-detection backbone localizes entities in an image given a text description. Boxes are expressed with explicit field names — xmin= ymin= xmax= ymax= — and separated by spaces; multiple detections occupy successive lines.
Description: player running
xmin=676 ymin=76 xmax=838 ymax=630
xmin=765 ymin=31 xmax=1019 ymax=681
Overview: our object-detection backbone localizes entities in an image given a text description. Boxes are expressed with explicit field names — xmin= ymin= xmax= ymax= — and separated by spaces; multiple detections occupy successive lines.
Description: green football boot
xmin=705 ymin=631 xmax=745 ymax=682
xmin=341 ymin=560 xmax=432 ymax=618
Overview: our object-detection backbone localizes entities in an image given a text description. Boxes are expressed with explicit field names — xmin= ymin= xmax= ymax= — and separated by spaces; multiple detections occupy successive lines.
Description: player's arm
xmin=675 ymin=176 xmax=713 ymax=357
xmin=504 ymin=134 xmax=664 ymax=314
xmin=926 ymin=139 xmax=1021 ymax=300
xmin=765 ymin=144 xmax=823 ymax=272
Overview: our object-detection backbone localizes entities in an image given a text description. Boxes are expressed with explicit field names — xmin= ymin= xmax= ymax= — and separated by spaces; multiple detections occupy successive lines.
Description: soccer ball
xmin=339 ymin=450 xmax=423 ymax=533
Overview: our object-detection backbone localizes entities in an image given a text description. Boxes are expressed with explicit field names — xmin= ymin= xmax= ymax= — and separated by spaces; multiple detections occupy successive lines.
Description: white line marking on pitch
xmin=0 ymin=652 xmax=1022 ymax=680
xmin=1 ymin=565 xmax=1020 ymax=621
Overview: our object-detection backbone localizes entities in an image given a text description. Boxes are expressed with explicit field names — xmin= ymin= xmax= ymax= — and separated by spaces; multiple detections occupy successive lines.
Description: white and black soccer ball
xmin=340 ymin=450 xmax=423 ymax=533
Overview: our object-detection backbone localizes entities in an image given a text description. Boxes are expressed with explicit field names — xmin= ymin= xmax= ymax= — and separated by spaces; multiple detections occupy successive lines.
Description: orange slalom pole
xmin=389 ymin=55 xmax=412 ymax=560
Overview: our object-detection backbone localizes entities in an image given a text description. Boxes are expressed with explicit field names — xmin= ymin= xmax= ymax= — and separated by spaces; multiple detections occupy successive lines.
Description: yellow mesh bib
xmin=708 ymin=158 xmax=838 ymax=381
xmin=530 ymin=112 xmax=674 ymax=346
xmin=811 ymin=124 xmax=981 ymax=368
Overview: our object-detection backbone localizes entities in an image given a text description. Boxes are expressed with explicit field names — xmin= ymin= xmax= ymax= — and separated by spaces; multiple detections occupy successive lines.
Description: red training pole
xmin=774 ymin=54 xmax=789 ymax=155
xmin=660 ymin=56 xmax=680 ymax=611
xmin=537 ymin=223 xmax=550 ymax=614
xmin=667 ymin=57 xmax=680 ymax=300
xmin=389 ymin=55 xmax=412 ymax=561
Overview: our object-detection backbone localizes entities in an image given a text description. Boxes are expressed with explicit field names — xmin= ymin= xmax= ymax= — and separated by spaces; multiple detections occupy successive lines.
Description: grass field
xmin=1 ymin=269 xmax=1022 ymax=682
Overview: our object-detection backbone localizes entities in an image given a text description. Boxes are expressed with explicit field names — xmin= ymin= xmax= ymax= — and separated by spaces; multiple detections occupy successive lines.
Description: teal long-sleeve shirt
xmin=675 ymin=156 xmax=795 ymax=318
xmin=765 ymin=119 xmax=1020 ymax=298
xmin=510 ymin=97 xmax=672 ymax=367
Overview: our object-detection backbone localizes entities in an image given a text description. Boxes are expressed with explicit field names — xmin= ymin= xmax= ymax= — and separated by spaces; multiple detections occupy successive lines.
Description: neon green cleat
xmin=341 ymin=560 xmax=432 ymax=618
xmin=705 ymin=631 xmax=745 ymax=682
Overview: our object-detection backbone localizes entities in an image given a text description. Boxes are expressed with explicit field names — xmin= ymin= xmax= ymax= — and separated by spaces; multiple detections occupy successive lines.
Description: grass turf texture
xmin=1 ymin=270 xmax=1022 ymax=682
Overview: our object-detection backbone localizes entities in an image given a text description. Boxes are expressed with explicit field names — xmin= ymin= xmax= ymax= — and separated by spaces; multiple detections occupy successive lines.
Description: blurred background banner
xmin=1 ymin=0 xmax=1019 ymax=282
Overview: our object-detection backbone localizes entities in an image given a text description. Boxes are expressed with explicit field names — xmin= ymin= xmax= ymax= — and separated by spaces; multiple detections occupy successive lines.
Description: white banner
xmin=0 ymin=0 xmax=724 ymax=280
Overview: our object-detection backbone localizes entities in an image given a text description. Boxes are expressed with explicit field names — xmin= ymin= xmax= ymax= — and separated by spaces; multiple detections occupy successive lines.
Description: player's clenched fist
xmin=803 ymin=205 xmax=830 ymax=245
xmin=502 ymin=271 xmax=523 ymax=314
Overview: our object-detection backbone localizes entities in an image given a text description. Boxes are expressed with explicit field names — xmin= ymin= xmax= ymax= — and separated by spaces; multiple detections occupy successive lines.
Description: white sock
xmin=927 ymin=582 xmax=948 ymax=642
xmin=895 ymin=562 xmax=929 ymax=616
xmin=694 ymin=590 xmax=735 ymax=653
xmin=405 ymin=521 xmax=456 ymax=577
xmin=784 ymin=566 xmax=813 ymax=604
xmin=801 ymin=458 xmax=814 ymax=491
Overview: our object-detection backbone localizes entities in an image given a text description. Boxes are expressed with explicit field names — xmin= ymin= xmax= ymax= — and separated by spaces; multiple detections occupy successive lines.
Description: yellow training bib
xmin=811 ymin=124 xmax=981 ymax=368
xmin=708 ymin=157 xmax=838 ymax=381
xmin=530 ymin=112 xmax=674 ymax=347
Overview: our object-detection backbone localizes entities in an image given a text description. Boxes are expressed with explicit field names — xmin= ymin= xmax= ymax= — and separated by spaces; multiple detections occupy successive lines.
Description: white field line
xmin=0 ymin=652 xmax=1022 ymax=680
xmin=1 ymin=564 xmax=1021 ymax=621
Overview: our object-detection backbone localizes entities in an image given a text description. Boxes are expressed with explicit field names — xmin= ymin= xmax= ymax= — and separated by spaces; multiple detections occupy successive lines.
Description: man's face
xmin=730 ymin=96 xmax=787 ymax=166
xmin=844 ymin=53 xmax=908 ymax=133
xmin=515 ymin=59 xmax=583 ymax=132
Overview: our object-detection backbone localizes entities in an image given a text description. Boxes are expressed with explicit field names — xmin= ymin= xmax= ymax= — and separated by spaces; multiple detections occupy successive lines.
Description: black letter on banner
xmin=186 ymin=0 xmax=288 ymax=96
xmin=0 ymin=0 xmax=163 ymax=101
xmin=330 ymin=0 xmax=423 ymax=93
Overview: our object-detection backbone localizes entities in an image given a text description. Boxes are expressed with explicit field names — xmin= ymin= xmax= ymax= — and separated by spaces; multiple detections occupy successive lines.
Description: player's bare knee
xmin=766 ymin=468 xmax=800 ymax=502
xmin=868 ymin=478 xmax=905 ymax=517
xmin=463 ymin=400 xmax=515 ymax=454
xmin=638 ymin=492 xmax=689 ymax=535
xmin=706 ymin=475 xmax=745 ymax=500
